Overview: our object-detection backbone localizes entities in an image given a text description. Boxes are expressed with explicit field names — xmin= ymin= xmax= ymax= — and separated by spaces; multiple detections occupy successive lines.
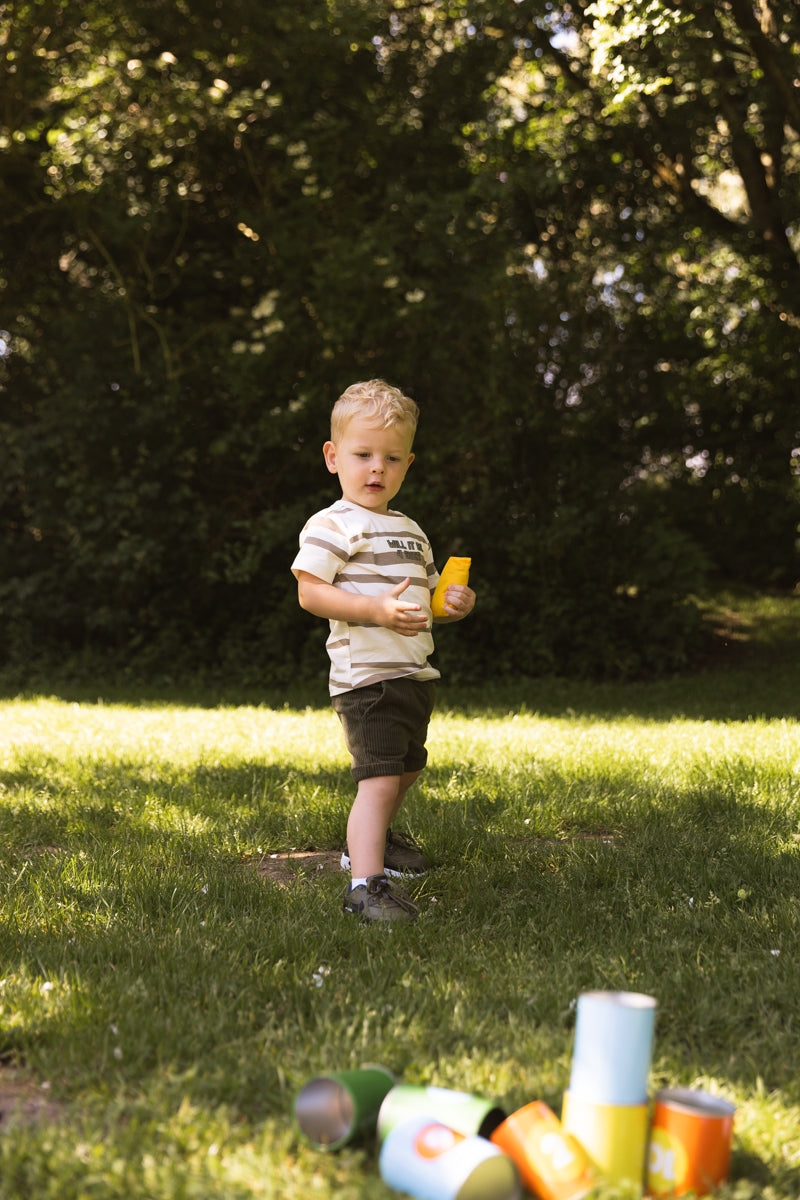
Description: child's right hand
xmin=375 ymin=578 xmax=430 ymax=636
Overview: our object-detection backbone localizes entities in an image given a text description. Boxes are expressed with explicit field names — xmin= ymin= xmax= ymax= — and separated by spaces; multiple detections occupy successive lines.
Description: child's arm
xmin=295 ymin=571 xmax=430 ymax=637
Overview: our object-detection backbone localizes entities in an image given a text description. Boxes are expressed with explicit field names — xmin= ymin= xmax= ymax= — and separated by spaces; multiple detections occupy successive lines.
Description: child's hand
xmin=438 ymin=584 xmax=476 ymax=620
xmin=375 ymin=578 xmax=430 ymax=636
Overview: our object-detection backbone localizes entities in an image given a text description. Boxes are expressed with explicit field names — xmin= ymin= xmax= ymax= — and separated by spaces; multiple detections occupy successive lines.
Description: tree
xmin=482 ymin=0 xmax=800 ymax=583
xmin=1 ymin=0 xmax=794 ymax=684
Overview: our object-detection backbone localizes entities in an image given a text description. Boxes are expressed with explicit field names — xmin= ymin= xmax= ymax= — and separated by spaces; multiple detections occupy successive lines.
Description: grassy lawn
xmin=0 ymin=590 xmax=798 ymax=1197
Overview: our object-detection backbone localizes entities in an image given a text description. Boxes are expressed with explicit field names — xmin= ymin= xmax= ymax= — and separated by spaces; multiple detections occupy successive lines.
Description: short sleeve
xmin=291 ymin=511 xmax=351 ymax=583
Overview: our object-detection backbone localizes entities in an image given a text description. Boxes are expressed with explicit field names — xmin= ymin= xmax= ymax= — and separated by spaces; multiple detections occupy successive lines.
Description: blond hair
xmin=331 ymin=379 xmax=419 ymax=443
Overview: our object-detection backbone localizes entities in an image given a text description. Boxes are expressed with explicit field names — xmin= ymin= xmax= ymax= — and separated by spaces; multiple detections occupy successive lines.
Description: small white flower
xmin=39 ymin=981 xmax=54 ymax=995
xmin=113 ymin=1046 xmax=123 ymax=1060
xmin=312 ymin=965 xmax=331 ymax=988
xmin=771 ymin=949 xmax=780 ymax=957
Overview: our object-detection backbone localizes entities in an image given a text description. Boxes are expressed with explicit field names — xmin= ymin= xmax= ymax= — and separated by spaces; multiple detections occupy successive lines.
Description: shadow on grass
xmin=1 ymin=753 xmax=799 ymax=1125
xmin=2 ymin=650 xmax=799 ymax=721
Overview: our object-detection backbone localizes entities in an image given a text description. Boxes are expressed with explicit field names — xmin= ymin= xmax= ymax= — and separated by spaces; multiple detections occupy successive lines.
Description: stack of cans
xmin=561 ymin=990 xmax=657 ymax=1189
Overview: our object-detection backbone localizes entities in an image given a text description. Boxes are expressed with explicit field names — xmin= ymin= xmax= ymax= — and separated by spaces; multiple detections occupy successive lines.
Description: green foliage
xmin=0 ymin=0 xmax=798 ymax=682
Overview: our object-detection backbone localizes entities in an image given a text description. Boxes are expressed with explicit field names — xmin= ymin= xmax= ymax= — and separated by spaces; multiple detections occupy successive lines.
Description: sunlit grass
xmin=0 ymin=603 xmax=799 ymax=1198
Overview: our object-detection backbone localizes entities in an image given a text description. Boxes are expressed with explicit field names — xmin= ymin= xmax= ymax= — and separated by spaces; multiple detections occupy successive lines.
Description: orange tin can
xmin=491 ymin=1101 xmax=596 ymax=1200
xmin=646 ymin=1087 xmax=736 ymax=1197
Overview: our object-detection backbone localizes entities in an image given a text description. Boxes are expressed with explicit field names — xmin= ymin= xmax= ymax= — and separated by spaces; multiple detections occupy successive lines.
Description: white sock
xmin=350 ymin=877 xmax=368 ymax=889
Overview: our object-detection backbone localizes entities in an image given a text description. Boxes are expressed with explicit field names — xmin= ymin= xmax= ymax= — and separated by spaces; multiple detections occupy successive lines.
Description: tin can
xmin=378 ymin=1084 xmax=506 ymax=1142
xmin=561 ymin=1089 xmax=649 ymax=1188
xmin=569 ymin=990 xmax=657 ymax=1106
xmin=380 ymin=1116 xmax=521 ymax=1200
xmin=646 ymin=1087 xmax=736 ymax=1197
xmin=491 ymin=1101 xmax=596 ymax=1200
xmin=294 ymin=1065 xmax=395 ymax=1150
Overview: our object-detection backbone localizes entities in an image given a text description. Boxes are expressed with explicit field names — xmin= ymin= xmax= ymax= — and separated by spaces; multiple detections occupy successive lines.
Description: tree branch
xmin=726 ymin=0 xmax=800 ymax=137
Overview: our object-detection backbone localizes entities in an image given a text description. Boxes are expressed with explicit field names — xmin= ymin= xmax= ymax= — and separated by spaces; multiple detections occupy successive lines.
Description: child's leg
xmin=346 ymin=775 xmax=402 ymax=880
xmin=346 ymin=770 xmax=423 ymax=879
xmin=390 ymin=768 xmax=422 ymax=823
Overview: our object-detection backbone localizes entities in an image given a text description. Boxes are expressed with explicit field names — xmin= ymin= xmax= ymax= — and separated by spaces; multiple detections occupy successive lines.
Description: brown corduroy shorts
xmin=332 ymin=677 xmax=436 ymax=782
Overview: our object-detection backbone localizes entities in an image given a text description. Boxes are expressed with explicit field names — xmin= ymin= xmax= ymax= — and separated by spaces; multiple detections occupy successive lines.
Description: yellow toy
xmin=431 ymin=556 xmax=471 ymax=617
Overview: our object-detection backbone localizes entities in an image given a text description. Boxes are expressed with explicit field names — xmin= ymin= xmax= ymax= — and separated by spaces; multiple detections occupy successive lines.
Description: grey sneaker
xmin=340 ymin=829 xmax=430 ymax=878
xmin=342 ymin=874 xmax=419 ymax=923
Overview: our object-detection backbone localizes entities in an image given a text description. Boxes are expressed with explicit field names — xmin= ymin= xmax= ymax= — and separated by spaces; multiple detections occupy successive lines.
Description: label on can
xmin=648 ymin=1126 xmax=689 ymax=1194
xmin=414 ymin=1123 xmax=465 ymax=1160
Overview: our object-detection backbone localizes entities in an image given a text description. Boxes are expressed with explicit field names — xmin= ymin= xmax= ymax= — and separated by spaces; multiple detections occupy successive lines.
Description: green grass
xmin=0 ymin=590 xmax=798 ymax=1198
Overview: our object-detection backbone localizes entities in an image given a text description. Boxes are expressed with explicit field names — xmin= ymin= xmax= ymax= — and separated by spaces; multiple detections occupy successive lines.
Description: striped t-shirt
xmin=291 ymin=499 xmax=441 ymax=695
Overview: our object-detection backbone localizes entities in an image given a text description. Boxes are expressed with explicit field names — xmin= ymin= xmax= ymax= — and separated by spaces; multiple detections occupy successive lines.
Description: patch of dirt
xmin=253 ymin=833 xmax=618 ymax=887
xmin=0 ymin=1069 xmax=62 ymax=1128
xmin=255 ymin=849 xmax=343 ymax=888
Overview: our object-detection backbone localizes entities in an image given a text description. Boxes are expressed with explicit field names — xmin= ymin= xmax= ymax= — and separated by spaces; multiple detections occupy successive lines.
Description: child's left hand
xmin=439 ymin=585 xmax=476 ymax=620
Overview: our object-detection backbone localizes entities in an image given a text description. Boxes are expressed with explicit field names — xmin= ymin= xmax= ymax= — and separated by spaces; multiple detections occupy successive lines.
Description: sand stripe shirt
xmin=292 ymin=499 xmax=441 ymax=695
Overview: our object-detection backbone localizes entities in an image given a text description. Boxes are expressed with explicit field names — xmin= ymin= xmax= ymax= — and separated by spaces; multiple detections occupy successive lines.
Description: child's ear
xmin=323 ymin=441 xmax=338 ymax=473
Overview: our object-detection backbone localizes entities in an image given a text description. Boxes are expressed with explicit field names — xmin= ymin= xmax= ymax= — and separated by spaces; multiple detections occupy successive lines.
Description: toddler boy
xmin=291 ymin=379 xmax=475 ymax=922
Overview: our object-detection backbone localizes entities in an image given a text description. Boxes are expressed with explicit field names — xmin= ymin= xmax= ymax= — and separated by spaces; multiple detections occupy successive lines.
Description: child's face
xmin=323 ymin=417 xmax=415 ymax=513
